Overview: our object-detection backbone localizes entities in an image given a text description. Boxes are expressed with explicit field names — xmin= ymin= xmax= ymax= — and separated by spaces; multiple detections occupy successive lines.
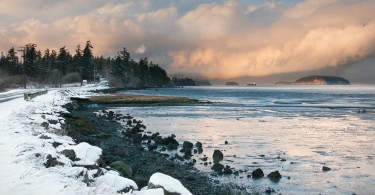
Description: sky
xmin=0 ymin=0 xmax=374 ymax=84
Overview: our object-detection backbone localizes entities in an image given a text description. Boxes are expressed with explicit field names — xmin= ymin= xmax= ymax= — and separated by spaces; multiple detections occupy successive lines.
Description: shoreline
xmin=63 ymin=98 xmax=247 ymax=194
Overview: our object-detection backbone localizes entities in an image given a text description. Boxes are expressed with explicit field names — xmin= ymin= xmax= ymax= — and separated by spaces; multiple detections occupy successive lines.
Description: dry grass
xmin=89 ymin=94 xmax=198 ymax=104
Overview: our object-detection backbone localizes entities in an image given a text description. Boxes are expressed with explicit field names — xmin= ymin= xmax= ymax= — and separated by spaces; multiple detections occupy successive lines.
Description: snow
xmin=149 ymin=172 xmax=192 ymax=195
xmin=63 ymin=142 xmax=102 ymax=166
xmin=0 ymin=85 xmax=191 ymax=195
xmin=95 ymin=173 xmax=138 ymax=192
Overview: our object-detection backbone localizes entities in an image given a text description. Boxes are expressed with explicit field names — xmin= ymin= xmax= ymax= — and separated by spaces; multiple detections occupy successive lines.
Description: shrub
xmin=62 ymin=72 xmax=82 ymax=84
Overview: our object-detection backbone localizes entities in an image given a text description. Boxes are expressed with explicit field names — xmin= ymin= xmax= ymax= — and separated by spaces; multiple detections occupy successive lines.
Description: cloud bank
xmin=0 ymin=0 xmax=374 ymax=80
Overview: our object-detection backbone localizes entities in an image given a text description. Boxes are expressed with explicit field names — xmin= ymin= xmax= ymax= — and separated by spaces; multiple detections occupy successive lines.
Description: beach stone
xmin=52 ymin=141 xmax=62 ymax=148
xmin=164 ymin=136 xmax=179 ymax=150
xmin=195 ymin=141 xmax=203 ymax=154
xmin=132 ymin=134 xmax=142 ymax=144
xmin=41 ymin=122 xmax=49 ymax=128
xmin=322 ymin=166 xmax=331 ymax=171
xmin=45 ymin=154 xmax=64 ymax=168
xmin=61 ymin=149 xmax=76 ymax=160
xmin=252 ymin=168 xmax=264 ymax=178
xmin=267 ymin=170 xmax=282 ymax=181
xmin=223 ymin=167 xmax=233 ymax=174
xmin=39 ymin=134 xmax=51 ymax=139
xmin=225 ymin=141 xmax=229 ymax=145
xmin=154 ymin=136 xmax=164 ymax=144
xmin=110 ymin=161 xmax=133 ymax=177
xmin=48 ymin=119 xmax=59 ymax=125
xmin=211 ymin=163 xmax=224 ymax=172
xmin=213 ymin=150 xmax=224 ymax=163
xmin=183 ymin=141 xmax=194 ymax=151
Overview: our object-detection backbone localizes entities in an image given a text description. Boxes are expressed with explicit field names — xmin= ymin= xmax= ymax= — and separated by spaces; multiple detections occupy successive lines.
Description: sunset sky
xmin=0 ymin=0 xmax=374 ymax=83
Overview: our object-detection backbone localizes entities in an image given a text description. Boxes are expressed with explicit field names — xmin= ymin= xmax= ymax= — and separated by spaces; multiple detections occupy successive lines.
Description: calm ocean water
xmin=114 ymin=86 xmax=375 ymax=194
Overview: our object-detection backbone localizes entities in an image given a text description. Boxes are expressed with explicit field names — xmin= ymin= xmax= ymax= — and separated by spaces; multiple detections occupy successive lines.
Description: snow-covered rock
xmin=67 ymin=142 xmax=102 ymax=166
xmin=95 ymin=173 xmax=138 ymax=192
xmin=148 ymin=172 xmax=192 ymax=195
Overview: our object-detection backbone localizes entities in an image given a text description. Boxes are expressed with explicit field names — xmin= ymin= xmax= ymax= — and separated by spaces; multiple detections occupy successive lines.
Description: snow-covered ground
xmin=0 ymin=85 xmax=191 ymax=195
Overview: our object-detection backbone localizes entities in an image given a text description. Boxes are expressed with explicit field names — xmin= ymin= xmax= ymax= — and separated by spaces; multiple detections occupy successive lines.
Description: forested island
xmin=275 ymin=75 xmax=350 ymax=85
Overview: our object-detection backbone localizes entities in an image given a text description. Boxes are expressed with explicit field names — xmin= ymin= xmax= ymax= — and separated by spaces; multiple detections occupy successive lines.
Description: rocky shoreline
xmin=62 ymin=100 xmax=249 ymax=194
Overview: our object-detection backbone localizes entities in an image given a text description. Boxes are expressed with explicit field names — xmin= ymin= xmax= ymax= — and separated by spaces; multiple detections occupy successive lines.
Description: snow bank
xmin=148 ymin=172 xmax=192 ymax=195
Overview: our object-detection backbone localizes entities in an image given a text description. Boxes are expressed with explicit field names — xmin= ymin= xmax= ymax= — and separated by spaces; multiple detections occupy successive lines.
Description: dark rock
xmin=267 ymin=170 xmax=282 ymax=181
xmin=171 ymin=134 xmax=176 ymax=139
xmin=213 ymin=150 xmax=224 ymax=163
xmin=45 ymin=154 xmax=64 ymax=168
xmin=148 ymin=144 xmax=157 ymax=151
xmin=204 ymin=162 xmax=208 ymax=166
xmin=247 ymin=174 xmax=251 ymax=178
xmin=252 ymin=168 xmax=264 ymax=178
xmin=195 ymin=141 xmax=203 ymax=149
xmin=223 ymin=167 xmax=233 ymax=174
xmin=52 ymin=142 xmax=62 ymax=148
xmin=41 ymin=122 xmax=49 ymax=128
xmin=39 ymin=135 xmax=51 ymax=139
xmin=233 ymin=171 xmax=239 ymax=175
xmin=225 ymin=141 xmax=229 ymax=145
xmin=35 ymin=153 xmax=41 ymax=157
xmin=211 ymin=163 xmax=224 ymax=172
xmin=94 ymin=169 xmax=105 ymax=178
xmin=265 ymin=187 xmax=275 ymax=194
xmin=132 ymin=134 xmax=143 ymax=144
xmin=154 ymin=136 xmax=164 ymax=145
xmin=323 ymin=166 xmax=331 ymax=171
xmin=183 ymin=141 xmax=194 ymax=151
xmin=164 ymin=136 xmax=179 ymax=150
xmin=132 ymin=175 xmax=149 ymax=188
xmin=110 ymin=161 xmax=133 ymax=177
xmin=200 ymin=157 xmax=208 ymax=161
xmin=61 ymin=149 xmax=76 ymax=161
xmin=48 ymin=119 xmax=59 ymax=125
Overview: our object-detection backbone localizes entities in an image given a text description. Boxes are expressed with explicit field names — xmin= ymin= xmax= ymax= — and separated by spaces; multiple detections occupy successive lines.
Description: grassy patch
xmin=88 ymin=94 xmax=199 ymax=105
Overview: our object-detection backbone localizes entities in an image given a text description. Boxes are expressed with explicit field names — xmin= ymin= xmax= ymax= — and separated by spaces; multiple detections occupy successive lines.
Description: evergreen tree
xmin=111 ymin=48 xmax=133 ymax=86
xmin=82 ymin=41 xmax=94 ymax=81
xmin=6 ymin=47 xmax=19 ymax=75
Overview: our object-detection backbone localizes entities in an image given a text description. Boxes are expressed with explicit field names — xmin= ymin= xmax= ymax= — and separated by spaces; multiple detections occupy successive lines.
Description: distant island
xmin=275 ymin=75 xmax=350 ymax=85
xmin=225 ymin=81 xmax=239 ymax=86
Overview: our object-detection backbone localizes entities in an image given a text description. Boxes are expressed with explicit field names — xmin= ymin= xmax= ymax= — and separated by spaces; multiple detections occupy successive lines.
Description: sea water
xmin=112 ymin=86 xmax=375 ymax=194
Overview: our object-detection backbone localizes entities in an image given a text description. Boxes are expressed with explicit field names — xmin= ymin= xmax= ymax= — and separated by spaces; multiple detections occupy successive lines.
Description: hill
xmin=294 ymin=75 xmax=350 ymax=85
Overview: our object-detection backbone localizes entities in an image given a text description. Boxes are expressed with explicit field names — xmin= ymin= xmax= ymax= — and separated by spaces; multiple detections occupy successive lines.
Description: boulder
xmin=267 ymin=170 xmax=282 ymax=181
xmin=95 ymin=173 xmax=138 ymax=193
xmin=322 ymin=166 xmax=331 ymax=171
xmin=110 ymin=161 xmax=134 ymax=178
xmin=148 ymin=172 xmax=192 ymax=195
xmin=60 ymin=149 xmax=76 ymax=161
xmin=211 ymin=163 xmax=224 ymax=172
xmin=164 ymin=137 xmax=179 ymax=150
xmin=182 ymin=141 xmax=193 ymax=151
xmin=213 ymin=150 xmax=223 ymax=163
xmin=44 ymin=154 xmax=64 ymax=168
xmin=252 ymin=168 xmax=264 ymax=178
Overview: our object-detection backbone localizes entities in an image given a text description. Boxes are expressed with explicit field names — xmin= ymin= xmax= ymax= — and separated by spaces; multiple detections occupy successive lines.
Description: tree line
xmin=0 ymin=41 xmax=170 ymax=89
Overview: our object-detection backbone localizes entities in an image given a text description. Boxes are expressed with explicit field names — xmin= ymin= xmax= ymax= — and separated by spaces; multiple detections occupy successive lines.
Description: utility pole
xmin=18 ymin=47 xmax=26 ymax=89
